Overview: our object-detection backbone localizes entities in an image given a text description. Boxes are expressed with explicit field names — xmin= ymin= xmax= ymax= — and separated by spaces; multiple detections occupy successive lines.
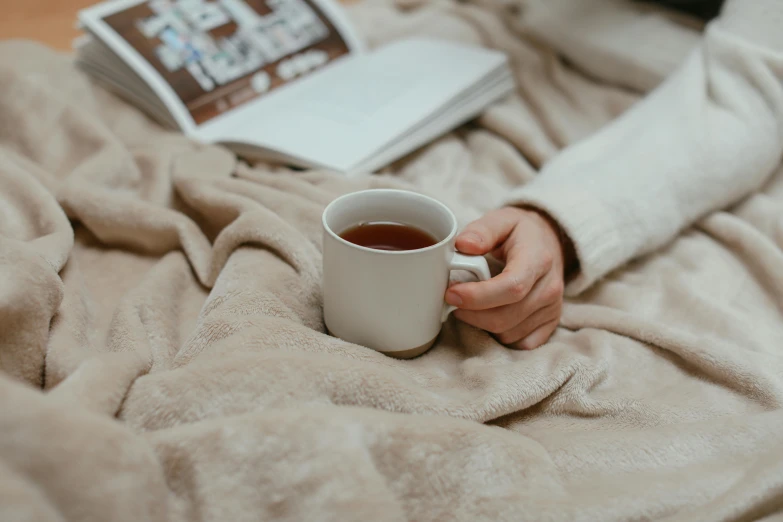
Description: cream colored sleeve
xmin=506 ymin=0 xmax=783 ymax=295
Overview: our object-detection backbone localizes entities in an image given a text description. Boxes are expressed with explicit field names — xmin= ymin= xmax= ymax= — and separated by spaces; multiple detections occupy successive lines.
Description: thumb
xmin=455 ymin=207 xmax=523 ymax=256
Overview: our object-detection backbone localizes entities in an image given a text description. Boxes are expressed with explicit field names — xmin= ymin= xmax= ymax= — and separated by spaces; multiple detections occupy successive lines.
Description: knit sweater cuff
xmin=504 ymin=183 xmax=623 ymax=296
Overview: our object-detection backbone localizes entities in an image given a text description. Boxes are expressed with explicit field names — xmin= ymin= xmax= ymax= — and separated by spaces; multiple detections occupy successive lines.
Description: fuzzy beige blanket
xmin=3 ymin=0 xmax=783 ymax=520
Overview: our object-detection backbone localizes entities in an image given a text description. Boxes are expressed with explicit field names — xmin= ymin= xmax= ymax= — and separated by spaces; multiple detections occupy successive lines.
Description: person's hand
xmin=445 ymin=206 xmax=575 ymax=350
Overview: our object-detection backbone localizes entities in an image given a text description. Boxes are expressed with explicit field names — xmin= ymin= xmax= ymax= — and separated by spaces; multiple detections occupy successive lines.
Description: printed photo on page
xmin=99 ymin=0 xmax=353 ymax=124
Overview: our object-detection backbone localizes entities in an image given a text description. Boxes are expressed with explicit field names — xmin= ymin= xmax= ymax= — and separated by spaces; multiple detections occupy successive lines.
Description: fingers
xmin=447 ymin=249 xmax=558 ymax=311
xmin=453 ymin=271 xmax=564 ymax=350
xmin=455 ymin=300 xmax=558 ymax=337
xmin=449 ymin=206 xmax=566 ymax=351
xmin=510 ymin=319 xmax=559 ymax=351
xmin=456 ymin=305 xmax=560 ymax=350
xmin=495 ymin=304 xmax=558 ymax=345
xmin=446 ymin=246 xmax=540 ymax=310
xmin=452 ymin=272 xmax=559 ymax=332
xmin=454 ymin=207 xmax=525 ymax=256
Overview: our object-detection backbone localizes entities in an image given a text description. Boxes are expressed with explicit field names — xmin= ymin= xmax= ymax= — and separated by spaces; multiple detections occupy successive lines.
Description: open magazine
xmin=75 ymin=0 xmax=514 ymax=174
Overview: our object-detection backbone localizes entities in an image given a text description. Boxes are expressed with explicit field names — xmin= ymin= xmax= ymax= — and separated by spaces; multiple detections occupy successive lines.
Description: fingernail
xmin=460 ymin=232 xmax=482 ymax=245
xmin=445 ymin=290 xmax=463 ymax=306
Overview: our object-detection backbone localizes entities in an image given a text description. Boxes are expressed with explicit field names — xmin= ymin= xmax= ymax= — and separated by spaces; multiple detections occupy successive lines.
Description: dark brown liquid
xmin=339 ymin=222 xmax=438 ymax=251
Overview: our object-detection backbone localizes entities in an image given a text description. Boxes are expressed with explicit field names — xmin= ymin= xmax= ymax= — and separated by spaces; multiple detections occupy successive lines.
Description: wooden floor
xmin=4 ymin=0 xmax=97 ymax=51
xmin=3 ymin=0 xmax=358 ymax=52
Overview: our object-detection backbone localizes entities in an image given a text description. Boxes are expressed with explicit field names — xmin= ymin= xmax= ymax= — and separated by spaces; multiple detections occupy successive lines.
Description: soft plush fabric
xmin=508 ymin=0 xmax=783 ymax=294
xmin=2 ymin=0 xmax=783 ymax=520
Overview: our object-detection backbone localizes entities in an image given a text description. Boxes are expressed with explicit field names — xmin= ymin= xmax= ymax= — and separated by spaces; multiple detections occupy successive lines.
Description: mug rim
xmin=322 ymin=189 xmax=458 ymax=255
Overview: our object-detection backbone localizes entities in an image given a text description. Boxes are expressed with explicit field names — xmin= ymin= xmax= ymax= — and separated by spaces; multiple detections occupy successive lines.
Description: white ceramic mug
xmin=322 ymin=189 xmax=491 ymax=358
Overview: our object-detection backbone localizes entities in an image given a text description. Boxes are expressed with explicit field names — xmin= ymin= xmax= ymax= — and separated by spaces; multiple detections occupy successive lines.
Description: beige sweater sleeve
xmin=506 ymin=0 xmax=783 ymax=295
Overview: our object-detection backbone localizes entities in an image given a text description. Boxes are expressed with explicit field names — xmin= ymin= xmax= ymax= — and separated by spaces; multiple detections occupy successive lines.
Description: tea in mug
xmin=339 ymin=222 xmax=437 ymax=251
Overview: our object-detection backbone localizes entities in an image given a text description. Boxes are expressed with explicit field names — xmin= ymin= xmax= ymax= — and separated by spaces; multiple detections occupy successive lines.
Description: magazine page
xmin=79 ymin=0 xmax=364 ymax=131
xmin=192 ymin=39 xmax=511 ymax=173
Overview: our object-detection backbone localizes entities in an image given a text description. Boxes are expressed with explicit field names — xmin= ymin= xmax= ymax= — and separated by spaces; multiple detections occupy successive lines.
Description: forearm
xmin=507 ymin=0 xmax=783 ymax=295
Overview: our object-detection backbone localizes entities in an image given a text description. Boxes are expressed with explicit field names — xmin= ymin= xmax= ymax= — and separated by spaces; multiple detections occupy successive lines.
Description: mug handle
xmin=441 ymin=252 xmax=492 ymax=322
